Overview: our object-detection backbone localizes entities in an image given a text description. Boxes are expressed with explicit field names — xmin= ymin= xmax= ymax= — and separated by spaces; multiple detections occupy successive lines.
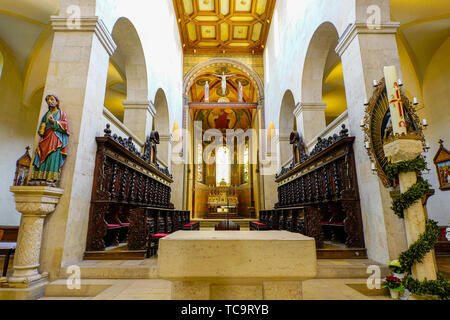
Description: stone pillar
xmin=294 ymin=102 xmax=326 ymax=145
xmin=383 ymin=139 xmax=437 ymax=281
xmin=279 ymin=135 xmax=291 ymax=167
xmin=159 ymin=134 xmax=171 ymax=166
xmin=36 ymin=16 xmax=116 ymax=280
xmin=8 ymin=187 xmax=63 ymax=285
xmin=123 ymin=100 xmax=155 ymax=142
xmin=335 ymin=22 xmax=408 ymax=263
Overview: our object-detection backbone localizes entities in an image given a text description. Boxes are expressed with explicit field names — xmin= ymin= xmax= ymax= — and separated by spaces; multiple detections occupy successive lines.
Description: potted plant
xmin=387 ymin=260 xmax=405 ymax=279
xmin=382 ymin=276 xmax=405 ymax=299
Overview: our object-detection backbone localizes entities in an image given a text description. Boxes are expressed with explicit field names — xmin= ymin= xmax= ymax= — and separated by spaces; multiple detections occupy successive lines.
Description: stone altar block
xmin=158 ymin=231 xmax=317 ymax=300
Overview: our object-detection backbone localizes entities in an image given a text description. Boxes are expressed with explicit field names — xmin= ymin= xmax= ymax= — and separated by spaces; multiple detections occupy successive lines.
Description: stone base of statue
xmin=4 ymin=186 xmax=63 ymax=287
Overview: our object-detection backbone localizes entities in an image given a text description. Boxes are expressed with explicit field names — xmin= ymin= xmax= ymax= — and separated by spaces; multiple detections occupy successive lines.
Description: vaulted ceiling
xmin=173 ymin=0 xmax=276 ymax=55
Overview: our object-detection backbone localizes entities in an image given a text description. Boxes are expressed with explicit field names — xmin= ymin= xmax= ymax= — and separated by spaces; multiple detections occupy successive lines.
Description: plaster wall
xmin=0 ymin=48 xmax=40 ymax=226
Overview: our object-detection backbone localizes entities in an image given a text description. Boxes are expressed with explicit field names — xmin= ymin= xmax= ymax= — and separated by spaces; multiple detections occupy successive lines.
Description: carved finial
xmin=104 ymin=124 xmax=111 ymax=137
xmin=439 ymin=139 xmax=444 ymax=146
xmin=340 ymin=124 xmax=349 ymax=137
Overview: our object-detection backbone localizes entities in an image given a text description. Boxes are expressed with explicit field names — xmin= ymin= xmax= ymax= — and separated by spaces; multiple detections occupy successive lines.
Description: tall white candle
xmin=384 ymin=66 xmax=407 ymax=136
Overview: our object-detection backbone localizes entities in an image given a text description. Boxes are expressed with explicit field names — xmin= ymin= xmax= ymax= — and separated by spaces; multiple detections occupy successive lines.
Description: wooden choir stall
xmin=256 ymin=125 xmax=366 ymax=257
xmin=85 ymin=125 xmax=192 ymax=259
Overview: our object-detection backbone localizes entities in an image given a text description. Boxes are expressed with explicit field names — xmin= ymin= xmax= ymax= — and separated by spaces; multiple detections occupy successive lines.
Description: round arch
xmin=111 ymin=17 xmax=149 ymax=103
xmin=279 ymin=90 xmax=296 ymax=166
xmin=301 ymin=22 xmax=340 ymax=103
xmin=183 ymin=58 xmax=264 ymax=103
xmin=154 ymin=88 xmax=170 ymax=165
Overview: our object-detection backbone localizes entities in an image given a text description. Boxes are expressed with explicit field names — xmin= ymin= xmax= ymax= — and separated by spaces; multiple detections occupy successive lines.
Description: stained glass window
xmin=197 ymin=143 xmax=203 ymax=182
xmin=216 ymin=146 xmax=231 ymax=186
xmin=243 ymin=141 xmax=249 ymax=183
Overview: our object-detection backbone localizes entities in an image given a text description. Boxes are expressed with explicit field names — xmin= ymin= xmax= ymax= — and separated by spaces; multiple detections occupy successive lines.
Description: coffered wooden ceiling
xmin=173 ymin=0 xmax=276 ymax=55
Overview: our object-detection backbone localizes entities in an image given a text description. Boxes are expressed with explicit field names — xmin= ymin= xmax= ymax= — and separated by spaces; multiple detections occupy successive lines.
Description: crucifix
xmin=212 ymin=71 xmax=235 ymax=96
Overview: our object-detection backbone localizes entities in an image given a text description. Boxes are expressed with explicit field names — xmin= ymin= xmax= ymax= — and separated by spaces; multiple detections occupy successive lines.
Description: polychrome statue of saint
xmin=30 ymin=95 xmax=69 ymax=185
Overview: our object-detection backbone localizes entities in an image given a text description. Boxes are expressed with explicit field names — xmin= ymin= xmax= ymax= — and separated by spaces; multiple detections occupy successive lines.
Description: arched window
xmin=0 ymin=51 xmax=4 ymax=81
xmin=243 ymin=140 xmax=249 ymax=183
xmin=216 ymin=146 xmax=231 ymax=186
xmin=197 ymin=143 xmax=203 ymax=183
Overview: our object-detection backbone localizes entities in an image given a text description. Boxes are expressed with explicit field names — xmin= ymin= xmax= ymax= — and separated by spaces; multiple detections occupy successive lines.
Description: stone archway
xmin=298 ymin=22 xmax=340 ymax=144
xmin=110 ymin=17 xmax=151 ymax=142
xmin=279 ymin=90 xmax=296 ymax=166
xmin=154 ymin=88 xmax=171 ymax=166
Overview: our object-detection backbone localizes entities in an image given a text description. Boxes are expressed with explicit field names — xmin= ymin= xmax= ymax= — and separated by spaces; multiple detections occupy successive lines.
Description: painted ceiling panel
xmin=251 ymin=22 xmax=262 ymax=41
xmin=183 ymin=0 xmax=194 ymax=14
xmin=187 ymin=22 xmax=197 ymax=41
xmin=256 ymin=0 xmax=268 ymax=15
xmin=201 ymin=25 xmax=217 ymax=38
xmin=198 ymin=0 xmax=215 ymax=12
xmin=233 ymin=26 xmax=249 ymax=39
xmin=221 ymin=23 xmax=230 ymax=41
xmin=174 ymin=0 xmax=276 ymax=54
xmin=195 ymin=16 xmax=220 ymax=21
xmin=235 ymin=0 xmax=252 ymax=12
xmin=220 ymin=0 xmax=230 ymax=15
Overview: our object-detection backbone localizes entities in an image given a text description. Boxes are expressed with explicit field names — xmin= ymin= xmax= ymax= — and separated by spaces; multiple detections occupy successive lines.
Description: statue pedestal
xmin=383 ymin=139 xmax=437 ymax=281
xmin=158 ymin=231 xmax=317 ymax=300
xmin=7 ymin=186 xmax=63 ymax=286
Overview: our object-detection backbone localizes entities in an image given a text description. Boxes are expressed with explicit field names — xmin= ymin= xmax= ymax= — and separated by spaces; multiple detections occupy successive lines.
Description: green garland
xmin=391 ymin=178 xmax=431 ymax=218
xmin=385 ymin=158 xmax=427 ymax=180
xmin=385 ymin=158 xmax=450 ymax=300
xmin=399 ymin=219 xmax=440 ymax=273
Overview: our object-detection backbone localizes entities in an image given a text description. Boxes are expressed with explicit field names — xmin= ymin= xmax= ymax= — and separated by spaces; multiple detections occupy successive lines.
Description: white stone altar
xmin=158 ymin=231 xmax=317 ymax=300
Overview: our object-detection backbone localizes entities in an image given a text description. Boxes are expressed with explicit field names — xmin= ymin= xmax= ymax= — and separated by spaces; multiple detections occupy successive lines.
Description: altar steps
xmin=317 ymin=259 xmax=389 ymax=279
xmin=59 ymin=257 xmax=159 ymax=279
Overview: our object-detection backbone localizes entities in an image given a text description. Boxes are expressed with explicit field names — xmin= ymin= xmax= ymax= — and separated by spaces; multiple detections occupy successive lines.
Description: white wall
xmin=420 ymin=37 xmax=450 ymax=226
xmin=0 ymin=47 xmax=40 ymax=226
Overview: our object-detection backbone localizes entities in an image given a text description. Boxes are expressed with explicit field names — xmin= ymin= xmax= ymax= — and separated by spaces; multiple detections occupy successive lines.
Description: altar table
xmin=158 ymin=231 xmax=317 ymax=300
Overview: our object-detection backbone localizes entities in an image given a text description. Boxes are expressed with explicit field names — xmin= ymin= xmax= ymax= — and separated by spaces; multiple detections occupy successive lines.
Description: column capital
xmin=335 ymin=22 xmax=401 ymax=57
xmin=123 ymin=100 xmax=156 ymax=117
xmin=51 ymin=16 xmax=117 ymax=56
xmin=294 ymin=102 xmax=327 ymax=118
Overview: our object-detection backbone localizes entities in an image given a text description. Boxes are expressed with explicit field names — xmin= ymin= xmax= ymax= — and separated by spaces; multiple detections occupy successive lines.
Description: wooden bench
xmin=182 ymin=222 xmax=200 ymax=231
xmin=0 ymin=230 xmax=16 ymax=277
xmin=249 ymin=221 xmax=270 ymax=231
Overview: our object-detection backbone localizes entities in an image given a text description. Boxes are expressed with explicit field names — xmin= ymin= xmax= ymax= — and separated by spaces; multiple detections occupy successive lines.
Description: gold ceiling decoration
xmin=173 ymin=0 xmax=276 ymax=55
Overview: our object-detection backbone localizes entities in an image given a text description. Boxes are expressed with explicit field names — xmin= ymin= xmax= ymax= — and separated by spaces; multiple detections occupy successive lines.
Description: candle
xmin=371 ymin=163 xmax=376 ymax=171
xmin=384 ymin=66 xmax=407 ymax=136
xmin=360 ymin=120 xmax=365 ymax=127
xmin=398 ymin=79 xmax=403 ymax=86
xmin=413 ymin=97 xmax=419 ymax=105
xmin=373 ymin=80 xmax=379 ymax=87
xmin=364 ymin=98 xmax=369 ymax=105
xmin=422 ymin=119 xmax=428 ymax=127
xmin=365 ymin=142 xmax=370 ymax=149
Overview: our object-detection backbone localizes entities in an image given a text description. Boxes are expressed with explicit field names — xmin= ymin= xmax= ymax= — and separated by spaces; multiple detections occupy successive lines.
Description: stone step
xmin=60 ymin=265 xmax=158 ymax=280
xmin=317 ymin=259 xmax=389 ymax=279
xmin=44 ymin=279 xmax=114 ymax=297
xmin=193 ymin=219 xmax=252 ymax=229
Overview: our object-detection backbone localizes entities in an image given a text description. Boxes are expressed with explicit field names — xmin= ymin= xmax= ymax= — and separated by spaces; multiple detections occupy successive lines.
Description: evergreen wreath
xmin=385 ymin=158 xmax=450 ymax=300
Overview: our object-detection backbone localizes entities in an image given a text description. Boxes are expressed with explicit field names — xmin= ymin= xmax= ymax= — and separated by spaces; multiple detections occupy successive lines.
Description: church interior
xmin=0 ymin=0 xmax=449 ymax=301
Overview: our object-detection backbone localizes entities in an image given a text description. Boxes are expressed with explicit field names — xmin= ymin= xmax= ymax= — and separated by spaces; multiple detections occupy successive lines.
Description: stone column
xmin=36 ymin=16 xmax=116 ymax=280
xmin=384 ymin=139 xmax=437 ymax=281
xmin=159 ymin=134 xmax=171 ymax=167
xmin=335 ymin=22 xmax=408 ymax=263
xmin=123 ymin=100 xmax=156 ymax=142
xmin=294 ymin=102 xmax=326 ymax=145
xmin=8 ymin=187 xmax=63 ymax=285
